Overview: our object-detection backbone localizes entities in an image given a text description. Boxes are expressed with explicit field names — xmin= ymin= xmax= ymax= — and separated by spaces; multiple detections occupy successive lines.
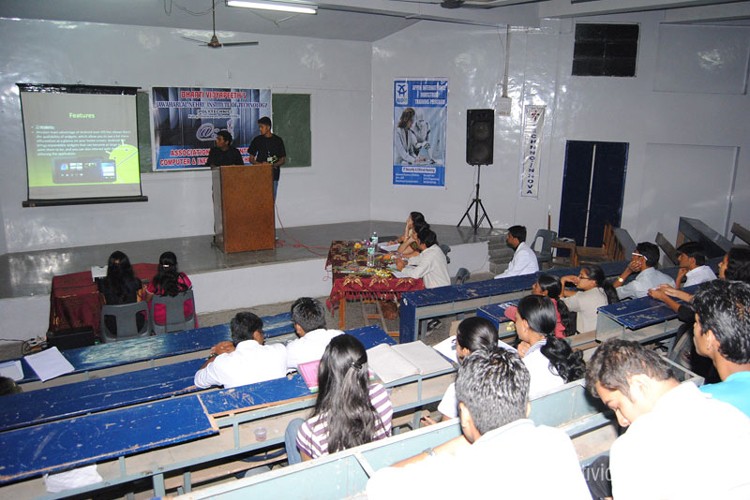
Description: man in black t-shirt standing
xmin=248 ymin=116 xmax=286 ymax=200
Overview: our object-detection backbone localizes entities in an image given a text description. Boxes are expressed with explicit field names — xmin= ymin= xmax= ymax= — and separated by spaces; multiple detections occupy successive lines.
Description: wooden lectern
xmin=212 ymin=164 xmax=275 ymax=253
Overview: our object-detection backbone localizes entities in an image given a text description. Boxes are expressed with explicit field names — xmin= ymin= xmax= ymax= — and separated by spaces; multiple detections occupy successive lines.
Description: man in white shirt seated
xmin=367 ymin=348 xmax=590 ymax=499
xmin=395 ymin=226 xmax=450 ymax=289
xmin=585 ymin=339 xmax=750 ymax=499
xmin=674 ymin=241 xmax=717 ymax=289
xmin=286 ymin=297 xmax=343 ymax=370
xmin=194 ymin=312 xmax=287 ymax=389
xmin=494 ymin=225 xmax=539 ymax=279
xmin=614 ymin=242 xmax=674 ymax=299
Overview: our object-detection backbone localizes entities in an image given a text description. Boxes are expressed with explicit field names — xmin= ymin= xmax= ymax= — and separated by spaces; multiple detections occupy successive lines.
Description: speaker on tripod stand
xmin=458 ymin=109 xmax=494 ymax=232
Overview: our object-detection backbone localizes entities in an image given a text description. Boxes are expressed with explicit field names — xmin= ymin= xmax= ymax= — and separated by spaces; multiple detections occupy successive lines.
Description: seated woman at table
xmin=286 ymin=334 xmax=393 ymax=464
xmin=98 ymin=250 xmax=146 ymax=334
xmin=560 ymin=264 xmax=618 ymax=334
xmin=389 ymin=211 xmax=427 ymax=258
xmin=144 ymin=251 xmax=196 ymax=329
xmin=425 ymin=316 xmax=498 ymax=422
xmin=514 ymin=295 xmax=585 ymax=397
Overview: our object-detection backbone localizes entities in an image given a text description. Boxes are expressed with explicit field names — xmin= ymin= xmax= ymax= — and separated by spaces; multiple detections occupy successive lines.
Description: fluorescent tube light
xmin=227 ymin=0 xmax=317 ymax=14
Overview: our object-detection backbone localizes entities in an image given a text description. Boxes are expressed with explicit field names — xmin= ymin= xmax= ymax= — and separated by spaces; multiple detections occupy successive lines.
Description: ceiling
xmin=0 ymin=0 xmax=749 ymax=42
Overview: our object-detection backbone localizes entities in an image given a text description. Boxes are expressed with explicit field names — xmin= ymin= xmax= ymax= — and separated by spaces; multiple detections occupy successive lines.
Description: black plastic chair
xmin=100 ymin=302 xmax=150 ymax=343
xmin=150 ymin=289 xmax=197 ymax=334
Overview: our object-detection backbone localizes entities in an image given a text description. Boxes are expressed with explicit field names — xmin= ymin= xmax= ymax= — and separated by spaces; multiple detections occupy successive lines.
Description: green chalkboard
xmin=272 ymin=94 xmax=311 ymax=168
xmin=136 ymin=91 xmax=153 ymax=173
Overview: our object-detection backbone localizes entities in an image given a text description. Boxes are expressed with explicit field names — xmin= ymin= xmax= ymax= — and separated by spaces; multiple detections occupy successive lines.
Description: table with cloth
xmin=48 ymin=263 xmax=157 ymax=336
xmin=325 ymin=240 xmax=424 ymax=329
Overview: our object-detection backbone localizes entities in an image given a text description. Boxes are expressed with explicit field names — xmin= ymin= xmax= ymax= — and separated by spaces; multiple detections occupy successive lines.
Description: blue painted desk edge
xmin=18 ymin=313 xmax=294 ymax=383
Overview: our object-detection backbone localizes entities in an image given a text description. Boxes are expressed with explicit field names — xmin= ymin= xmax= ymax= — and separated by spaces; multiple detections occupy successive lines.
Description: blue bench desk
xmin=18 ymin=312 xmax=294 ymax=390
xmin=399 ymin=262 xmax=628 ymax=343
xmin=0 ymin=358 xmax=206 ymax=432
xmin=595 ymin=286 xmax=697 ymax=344
xmin=475 ymin=300 xmax=519 ymax=341
xmin=0 ymin=326 xmax=428 ymax=498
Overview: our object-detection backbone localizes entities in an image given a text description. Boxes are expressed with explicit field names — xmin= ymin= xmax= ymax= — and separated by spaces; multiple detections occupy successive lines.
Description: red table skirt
xmin=325 ymin=240 xmax=424 ymax=310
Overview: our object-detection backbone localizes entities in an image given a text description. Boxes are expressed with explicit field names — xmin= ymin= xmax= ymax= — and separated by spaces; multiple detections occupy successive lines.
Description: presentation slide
xmin=19 ymin=85 xmax=143 ymax=203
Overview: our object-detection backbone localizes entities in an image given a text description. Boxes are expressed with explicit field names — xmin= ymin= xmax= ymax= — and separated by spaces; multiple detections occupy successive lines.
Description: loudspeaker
xmin=466 ymin=109 xmax=494 ymax=166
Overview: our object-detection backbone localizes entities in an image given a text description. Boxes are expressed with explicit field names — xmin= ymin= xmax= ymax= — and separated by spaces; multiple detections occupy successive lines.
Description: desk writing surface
xmin=0 ymin=359 xmax=204 ymax=432
xmin=598 ymin=284 xmax=698 ymax=330
xmin=0 ymin=396 xmax=215 ymax=484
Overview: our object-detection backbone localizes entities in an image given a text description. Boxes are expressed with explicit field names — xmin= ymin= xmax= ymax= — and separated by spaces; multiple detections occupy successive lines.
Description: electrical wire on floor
xmin=274 ymin=201 xmax=333 ymax=258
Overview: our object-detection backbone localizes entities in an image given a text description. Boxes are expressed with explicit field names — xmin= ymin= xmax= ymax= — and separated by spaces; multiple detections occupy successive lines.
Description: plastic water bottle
xmin=367 ymin=231 xmax=377 ymax=267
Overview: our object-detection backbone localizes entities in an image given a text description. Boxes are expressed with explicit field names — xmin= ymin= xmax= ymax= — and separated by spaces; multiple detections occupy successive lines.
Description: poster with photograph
xmin=393 ymin=79 xmax=447 ymax=187
xmin=151 ymin=87 xmax=271 ymax=170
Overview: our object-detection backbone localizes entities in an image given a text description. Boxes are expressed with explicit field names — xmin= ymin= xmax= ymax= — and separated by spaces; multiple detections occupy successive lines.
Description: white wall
xmin=1 ymin=12 xmax=748 ymax=255
xmin=0 ymin=18 xmax=373 ymax=254
xmin=371 ymin=14 xmax=750 ymax=243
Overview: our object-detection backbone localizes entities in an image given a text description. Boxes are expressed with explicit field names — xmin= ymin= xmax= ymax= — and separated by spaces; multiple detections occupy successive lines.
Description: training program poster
xmin=151 ymin=87 xmax=271 ymax=170
xmin=393 ymin=79 xmax=447 ymax=187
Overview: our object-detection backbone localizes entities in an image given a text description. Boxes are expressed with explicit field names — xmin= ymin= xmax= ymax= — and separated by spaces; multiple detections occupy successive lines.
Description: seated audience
xmin=98 ymin=250 xmax=146 ymax=335
xmin=585 ymin=339 xmax=750 ymax=499
xmin=425 ymin=316 xmax=498 ymax=422
xmin=673 ymin=241 xmax=716 ymax=289
xmin=506 ymin=273 xmax=574 ymax=338
xmin=494 ymin=225 xmax=539 ymax=279
xmin=514 ymin=295 xmax=585 ymax=397
xmin=287 ymin=334 xmax=392 ymax=463
xmin=367 ymin=348 xmax=590 ymax=499
xmin=648 ymin=246 xmax=750 ymax=376
xmin=561 ymin=264 xmax=618 ymax=333
xmin=193 ymin=312 xmax=287 ymax=389
xmin=692 ymin=280 xmax=750 ymax=417
xmin=391 ymin=211 xmax=427 ymax=258
xmin=613 ymin=242 xmax=674 ymax=299
xmin=286 ymin=297 xmax=343 ymax=370
xmin=395 ymin=226 xmax=450 ymax=289
xmin=144 ymin=251 xmax=195 ymax=329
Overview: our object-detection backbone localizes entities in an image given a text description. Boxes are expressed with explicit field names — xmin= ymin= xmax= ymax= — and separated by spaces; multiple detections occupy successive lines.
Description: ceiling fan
xmin=184 ymin=0 xmax=259 ymax=48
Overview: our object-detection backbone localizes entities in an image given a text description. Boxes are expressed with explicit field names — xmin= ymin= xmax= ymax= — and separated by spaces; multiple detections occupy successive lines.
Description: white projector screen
xmin=19 ymin=84 xmax=146 ymax=206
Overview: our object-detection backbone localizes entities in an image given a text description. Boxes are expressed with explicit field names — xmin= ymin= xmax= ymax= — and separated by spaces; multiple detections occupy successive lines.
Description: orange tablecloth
xmin=48 ymin=263 xmax=157 ymax=335
xmin=325 ymin=241 xmax=424 ymax=327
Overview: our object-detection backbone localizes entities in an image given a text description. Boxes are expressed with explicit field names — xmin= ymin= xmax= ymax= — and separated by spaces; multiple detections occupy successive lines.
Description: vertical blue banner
xmin=393 ymin=79 xmax=448 ymax=187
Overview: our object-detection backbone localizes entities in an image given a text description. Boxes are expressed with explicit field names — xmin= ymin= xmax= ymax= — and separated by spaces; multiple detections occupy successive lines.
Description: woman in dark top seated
xmin=98 ymin=250 xmax=146 ymax=335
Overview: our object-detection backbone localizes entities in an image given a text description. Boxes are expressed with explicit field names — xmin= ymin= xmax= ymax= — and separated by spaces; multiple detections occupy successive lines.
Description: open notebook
xmin=367 ymin=341 xmax=453 ymax=384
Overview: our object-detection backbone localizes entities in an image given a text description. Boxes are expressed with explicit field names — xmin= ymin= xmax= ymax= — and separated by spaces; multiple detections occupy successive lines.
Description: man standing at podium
xmin=248 ymin=116 xmax=286 ymax=200
xmin=204 ymin=130 xmax=244 ymax=167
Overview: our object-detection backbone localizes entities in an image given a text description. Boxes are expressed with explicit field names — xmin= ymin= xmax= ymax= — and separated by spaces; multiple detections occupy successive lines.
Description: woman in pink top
xmin=145 ymin=251 xmax=196 ymax=329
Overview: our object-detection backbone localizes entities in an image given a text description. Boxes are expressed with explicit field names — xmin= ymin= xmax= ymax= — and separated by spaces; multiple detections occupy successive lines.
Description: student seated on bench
xmin=144 ymin=251 xmax=196 ymax=329
xmin=513 ymin=295 xmax=585 ymax=397
xmin=673 ymin=242 xmax=716 ymax=289
xmin=692 ymin=280 xmax=750 ymax=417
xmin=194 ymin=312 xmax=287 ymax=389
xmin=287 ymin=334 xmax=392 ymax=464
xmin=367 ymin=348 xmax=590 ymax=499
xmin=613 ymin=242 xmax=674 ymax=300
xmin=424 ymin=316 xmax=498 ymax=422
xmin=286 ymin=297 xmax=343 ymax=370
xmin=585 ymin=339 xmax=750 ymax=499
xmin=505 ymin=273 xmax=575 ymax=338
xmin=561 ymin=264 xmax=618 ymax=333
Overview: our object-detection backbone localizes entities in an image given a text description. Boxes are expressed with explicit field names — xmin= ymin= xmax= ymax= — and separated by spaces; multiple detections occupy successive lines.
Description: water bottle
xmin=367 ymin=231 xmax=377 ymax=267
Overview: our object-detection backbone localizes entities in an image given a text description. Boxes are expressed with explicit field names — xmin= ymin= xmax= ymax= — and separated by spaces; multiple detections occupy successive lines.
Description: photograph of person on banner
xmin=393 ymin=107 xmax=438 ymax=166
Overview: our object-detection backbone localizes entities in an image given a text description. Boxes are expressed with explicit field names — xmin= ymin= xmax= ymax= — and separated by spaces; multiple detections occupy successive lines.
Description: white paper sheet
xmin=0 ymin=360 xmax=24 ymax=381
xmin=24 ymin=346 xmax=75 ymax=382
